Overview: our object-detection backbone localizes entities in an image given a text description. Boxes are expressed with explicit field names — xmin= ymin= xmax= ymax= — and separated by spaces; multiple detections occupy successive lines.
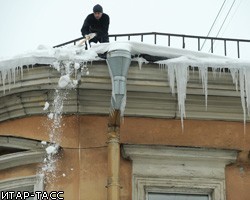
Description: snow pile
xmin=0 ymin=45 xmax=98 ymax=94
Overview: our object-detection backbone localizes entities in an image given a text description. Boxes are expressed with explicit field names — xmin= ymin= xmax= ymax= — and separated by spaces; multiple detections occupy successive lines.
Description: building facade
xmin=0 ymin=42 xmax=250 ymax=200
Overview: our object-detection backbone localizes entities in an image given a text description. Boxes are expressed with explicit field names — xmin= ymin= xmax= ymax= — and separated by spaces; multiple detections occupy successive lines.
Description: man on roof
xmin=81 ymin=4 xmax=110 ymax=45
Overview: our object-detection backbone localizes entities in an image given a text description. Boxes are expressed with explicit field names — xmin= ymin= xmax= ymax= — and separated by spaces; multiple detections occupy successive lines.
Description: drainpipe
xmin=107 ymin=110 xmax=121 ymax=200
xmin=106 ymin=50 xmax=131 ymax=200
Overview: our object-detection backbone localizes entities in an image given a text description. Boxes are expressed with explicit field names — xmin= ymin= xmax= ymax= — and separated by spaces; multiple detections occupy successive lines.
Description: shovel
xmin=78 ymin=33 xmax=97 ymax=46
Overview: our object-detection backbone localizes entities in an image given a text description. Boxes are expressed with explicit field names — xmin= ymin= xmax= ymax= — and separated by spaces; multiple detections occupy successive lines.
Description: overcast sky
xmin=0 ymin=0 xmax=249 ymax=58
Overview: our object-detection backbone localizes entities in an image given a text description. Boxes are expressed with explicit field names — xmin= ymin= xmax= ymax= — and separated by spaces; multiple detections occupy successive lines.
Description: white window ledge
xmin=122 ymin=145 xmax=238 ymax=200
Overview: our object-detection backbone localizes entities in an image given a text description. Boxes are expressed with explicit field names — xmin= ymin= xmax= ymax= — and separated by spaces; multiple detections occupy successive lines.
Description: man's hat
xmin=93 ymin=4 xmax=103 ymax=13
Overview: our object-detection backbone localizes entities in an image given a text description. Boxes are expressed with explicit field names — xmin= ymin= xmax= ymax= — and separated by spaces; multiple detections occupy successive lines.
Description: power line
xmin=212 ymin=0 xmax=244 ymax=53
xmin=220 ymin=0 xmax=244 ymax=37
xmin=215 ymin=0 xmax=237 ymax=39
xmin=208 ymin=0 xmax=237 ymax=53
xmin=201 ymin=0 xmax=227 ymax=50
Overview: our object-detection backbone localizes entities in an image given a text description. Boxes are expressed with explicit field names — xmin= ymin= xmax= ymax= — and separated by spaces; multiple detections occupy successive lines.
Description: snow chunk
xmin=58 ymin=74 xmax=71 ymax=88
xmin=74 ymin=62 xmax=80 ymax=70
xmin=46 ymin=145 xmax=58 ymax=155
xmin=47 ymin=113 xmax=54 ymax=119
xmin=43 ymin=102 xmax=50 ymax=111
xmin=58 ymin=74 xmax=78 ymax=88
xmin=41 ymin=141 xmax=47 ymax=145
xmin=72 ymin=80 xmax=78 ymax=85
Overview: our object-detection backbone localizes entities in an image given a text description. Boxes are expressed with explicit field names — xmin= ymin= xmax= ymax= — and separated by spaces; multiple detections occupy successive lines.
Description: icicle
xmin=230 ymin=68 xmax=239 ymax=91
xmin=159 ymin=63 xmax=163 ymax=71
xmin=12 ymin=68 xmax=16 ymax=85
xmin=7 ymin=69 xmax=11 ymax=91
xmin=1 ymin=69 xmax=7 ymax=94
xmin=198 ymin=65 xmax=208 ymax=109
xmin=20 ymin=65 xmax=23 ymax=79
xmin=133 ymin=56 xmax=148 ymax=70
xmin=174 ymin=64 xmax=189 ymax=129
xmin=244 ymin=68 xmax=250 ymax=116
xmin=239 ymin=68 xmax=246 ymax=124
xmin=167 ymin=65 xmax=175 ymax=95
xmin=212 ymin=67 xmax=218 ymax=79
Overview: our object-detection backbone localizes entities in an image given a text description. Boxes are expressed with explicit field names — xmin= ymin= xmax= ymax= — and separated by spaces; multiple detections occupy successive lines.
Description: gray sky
xmin=0 ymin=0 xmax=249 ymax=58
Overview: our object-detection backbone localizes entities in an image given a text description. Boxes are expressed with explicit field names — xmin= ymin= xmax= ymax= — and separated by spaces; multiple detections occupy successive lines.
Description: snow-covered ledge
xmin=1 ymin=41 xmax=250 ymax=126
xmin=122 ymin=144 xmax=238 ymax=200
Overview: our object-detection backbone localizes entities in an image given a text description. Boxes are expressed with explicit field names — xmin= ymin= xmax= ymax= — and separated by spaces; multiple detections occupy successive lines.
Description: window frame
xmin=122 ymin=144 xmax=238 ymax=200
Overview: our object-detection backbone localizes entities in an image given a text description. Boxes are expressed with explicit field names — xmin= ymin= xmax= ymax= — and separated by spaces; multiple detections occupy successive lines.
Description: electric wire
xmin=201 ymin=0 xmax=227 ymax=50
xmin=214 ymin=0 xmax=237 ymax=39
xmin=209 ymin=0 xmax=237 ymax=52
xmin=213 ymin=0 xmax=244 ymax=53
xmin=220 ymin=0 xmax=244 ymax=37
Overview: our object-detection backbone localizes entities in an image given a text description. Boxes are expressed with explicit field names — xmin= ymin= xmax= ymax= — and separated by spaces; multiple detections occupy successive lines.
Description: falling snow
xmin=43 ymin=102 xmax=50 ymax=111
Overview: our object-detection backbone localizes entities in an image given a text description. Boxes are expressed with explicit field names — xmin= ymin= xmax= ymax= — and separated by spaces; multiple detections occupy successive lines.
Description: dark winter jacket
xmin=81 ymin=13 xmax=110 ymax=39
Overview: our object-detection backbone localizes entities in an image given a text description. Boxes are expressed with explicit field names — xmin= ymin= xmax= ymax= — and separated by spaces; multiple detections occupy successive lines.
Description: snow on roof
xmin=0 ymin=41 xmax=250 ymax=127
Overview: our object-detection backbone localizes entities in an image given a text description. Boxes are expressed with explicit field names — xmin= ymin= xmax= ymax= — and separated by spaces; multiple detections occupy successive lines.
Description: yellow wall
xmin=0 ymin=115 xmax=250 ymax=199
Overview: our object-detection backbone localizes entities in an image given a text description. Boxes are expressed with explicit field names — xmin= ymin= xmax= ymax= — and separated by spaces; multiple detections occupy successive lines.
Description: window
xmin=0 ymin=136 xmax=46 ymax=199
xmin=122 ymin=144 xmax=238 ymax=200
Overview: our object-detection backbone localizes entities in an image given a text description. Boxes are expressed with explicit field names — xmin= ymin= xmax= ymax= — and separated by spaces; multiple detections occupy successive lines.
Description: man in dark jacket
xmin=81 ymin=4 xmax=110 ymax=44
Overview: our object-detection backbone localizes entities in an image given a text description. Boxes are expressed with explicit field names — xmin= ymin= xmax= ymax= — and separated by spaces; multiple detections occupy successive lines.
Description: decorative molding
xmin=122 ymin=144 xmax=238 ymax=200
xmin=135 ymin=176 xmax=222 ymax=200
xmin=0 ymin=150 xmax=46 ymax=170
xmin=0 ymin=175 xmax=44 ymax=192
xmin=0 ymin=136 xmax=44 ymax=150
xmin=0 ymin=136 xmax=47 ymax=170
xmin=0 ymin=63 xmax=248 ymax=123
